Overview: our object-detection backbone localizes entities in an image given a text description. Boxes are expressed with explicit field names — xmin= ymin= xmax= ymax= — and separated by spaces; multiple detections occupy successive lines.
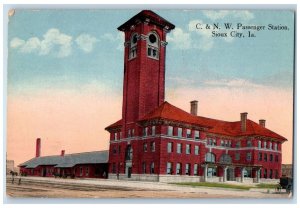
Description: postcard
xmin=6 ymin=9 xmax=294 ymax=199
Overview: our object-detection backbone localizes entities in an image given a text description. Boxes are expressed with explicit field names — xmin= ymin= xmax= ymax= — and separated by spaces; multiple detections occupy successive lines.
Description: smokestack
xmin=190 ymin=100 xmax=198 ymax=116
xmin=36 ymin=138 xmax=41 ymax=157
xmin=259 ymin=119 xmax=266 ymax=127
xmin=240 ymin=112 xmax=248 ymax=132
xmin=61 ymin=150 xmax=65 ymax=157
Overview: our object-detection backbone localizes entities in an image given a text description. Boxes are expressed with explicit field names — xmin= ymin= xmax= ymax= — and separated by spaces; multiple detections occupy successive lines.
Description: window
xmin=186 ymin=144 xmax=191 ymax=154
xmin=176 ymin=163 xmax=182 ymax=175
xmin=168 ymin=126 xmax=173 ymax=136
xmin=177 ymin=143 xmax=182 ymax=154
xmin=142 ymin=162 xmax=146 ymax=174
xmin=264 ymin=153 xmax=268 ymax=162
xmin=143 ymin=143 xmax=147 ymax=152
xmin=150 ymin=162 xmax=155 ymax=174
xmin=113 ymin=146 xmax=117 ymax=154
xmin=151 ymin=142 xmax=155 ymax=152
xmin=178 ymin=128 xmax=183 ymax=137
xmin=228 ymin=140 xmax=232 ymax=147
xmin=208 ymin=138 xmax=213 ymax=145
xmin=128 ymin=129 xmax=131 ymax=138
xmin=213 ymin=139 xmax=217 ymax=146
xmin=186 ymin=129 xmax=191 ymax=138
xmin=125 ymin=145 xmax=133 ymax=160
xmin=114 ymin=132 xmax=118 ymax=141
xmin=225 ymin=140 xmax=228 ymax=147
xmin=270 ymin=154 xmax=273 ymax=162
xmin=120 ymin=132 xmax=122 ymax=139
xmin=275 ymin=155 xmax=279 ymax=162
xmin=269 ymin=142 xmax=273 ymax=150
xmin=247 ymin=140 xmax=252 ymax=147
xmin=269 ymin=169 xmax=273 ymax=178
xmin=264 ymin=169 xmax=267 ymax=178
xmin=235 ymin=153 xmax=240 ymax=160
xmin=220 ymin=140 xmax=224 ymax=146
xmin=246 ymin=152 xmax=252 ymax=161
xmin=132 ymin=129 xmax=135 ymax=137
xmin=112 ymin=163 xmax=116 ymax=173
xmin=167 ymin=142 xmax=173 ymax=153
xmin=275 ymin=170 xmax=279 ymax=178
xmin=147 ymin=32 xmax=159 ymax=59
xmin=194 ymin=164 xmax=198 ymax=175
xmin=195 ymin=145 xmax=199 ymax=155
xmin=258 ymin=141 xmax=261 ymax=149
xmin=129 ymin=33 xmax=138 ymax=59
xmin=143 ymin=127 xmax=148 ymax=136
xmin=207 ymin=167 xmax=217 ymax=177
xmin=86 ymin=167 xmax=89 ymax=176
xmin=80 ymin=167 xmax=83 ymax=176
xmin=167 ymin=162 xmax=172 ymax=174
xmin=194 ymin=131 xmax=200 ymax=140
xmin=151 ymin=126 xmax=156 ymax=136
xmin=259 ymin=152 xmax=262 ymax=161
xmin=264 ymin=141 xmax=267 ymax=149
xmin=236 ymin=141 xmax=241 ymax=148
xmin=205 ymin=152 xmax=216 ymax=163
xmin=274 ymin=143 xmax=278 ymax=151
xmin=185 ymin=163 xmax=191 ymax=175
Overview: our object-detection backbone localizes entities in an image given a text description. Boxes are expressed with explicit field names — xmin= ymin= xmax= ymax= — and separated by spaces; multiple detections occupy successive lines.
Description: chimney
xmin=35 ymin=138 xmax=41 ymax=157
xmin=259 ymin=119 xmax=266 ymax=127
xmin=240 ymin=112 xmax=248 ymax=132
xmin=190 ymin=100 xmax=198 ymax=116
xmin=61 ymin=150 xmax=65 ymax=157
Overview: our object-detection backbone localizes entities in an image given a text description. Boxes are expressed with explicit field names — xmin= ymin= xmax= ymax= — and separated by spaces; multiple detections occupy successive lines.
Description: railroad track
xmin=6 ymin=177 xmax=165 ymax=192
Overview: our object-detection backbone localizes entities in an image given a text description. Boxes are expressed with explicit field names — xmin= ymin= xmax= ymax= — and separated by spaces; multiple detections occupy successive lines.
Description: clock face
xmin=149 ymin=34 xmax=157 ymax=43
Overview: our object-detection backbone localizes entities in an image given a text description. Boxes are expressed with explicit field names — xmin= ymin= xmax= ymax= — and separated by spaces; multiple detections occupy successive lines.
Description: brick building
xmin=105 ymin=10 xmax=287 ymax=183
xmin=19 ymin=138 xmax=108 ymax=178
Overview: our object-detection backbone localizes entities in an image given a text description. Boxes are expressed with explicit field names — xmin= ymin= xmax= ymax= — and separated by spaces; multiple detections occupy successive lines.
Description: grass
xmin=255 ymin=183 xmax=279 ymax=189
xmin=170 ymin=182 xmax=252 ymax=190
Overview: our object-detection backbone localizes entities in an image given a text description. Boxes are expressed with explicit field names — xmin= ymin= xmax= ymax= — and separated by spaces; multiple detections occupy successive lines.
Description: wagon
xmin=278 ymin=177 xmax=293 ymax=194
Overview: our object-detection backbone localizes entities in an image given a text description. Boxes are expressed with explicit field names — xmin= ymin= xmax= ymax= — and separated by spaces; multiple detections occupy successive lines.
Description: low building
xmin=19 ymin=139 xmax=108 ymax=178
xmin=281 ymin=164 xmax=293 ymax=178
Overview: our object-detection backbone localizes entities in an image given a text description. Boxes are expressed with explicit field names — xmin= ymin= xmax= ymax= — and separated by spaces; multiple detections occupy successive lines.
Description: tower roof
xmin=118 ymin=10 xmax=175 ymax=31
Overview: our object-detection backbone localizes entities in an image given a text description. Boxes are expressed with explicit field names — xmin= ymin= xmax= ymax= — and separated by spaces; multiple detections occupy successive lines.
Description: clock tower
xmin=118 ymin=10 xmax=175 ymax=135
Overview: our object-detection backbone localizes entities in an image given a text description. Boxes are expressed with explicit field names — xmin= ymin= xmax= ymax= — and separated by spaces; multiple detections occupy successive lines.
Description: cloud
xmin=167 ymin=28 xmax=191 ymax=50
xmin=203 ymin=78 xmax=263 ymax=88
xmin=10 ymin=28 xmax=73 ymax=58
xmin=10 ymin=29 xmax=99 ymax=57
xmin=40 ymin=28 xmax=72 ymax=57
xmin=203 ymin=10 xmax=254 ymax=21
xmin=75 ymin=34 xmax=98 ymax=53
xmin=10 ymin=38 xmax=25 ymax=48
xmin=101 ymin=32 xmax=124 ymax=51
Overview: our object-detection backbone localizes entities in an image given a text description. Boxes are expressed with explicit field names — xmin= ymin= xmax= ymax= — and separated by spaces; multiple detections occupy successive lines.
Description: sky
xmin=6 ymin=9 xmax=294 ymax=166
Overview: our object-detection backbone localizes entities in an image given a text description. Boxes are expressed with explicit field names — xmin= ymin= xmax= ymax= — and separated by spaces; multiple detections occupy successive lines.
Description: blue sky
xmin=8 ymin=10 xmax=294 ymax=95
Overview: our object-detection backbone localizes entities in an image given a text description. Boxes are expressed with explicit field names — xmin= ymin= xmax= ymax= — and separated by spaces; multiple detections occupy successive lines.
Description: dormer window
xmin=129 ymin=33 xmax=138 ymax=59
xmin=147 ymin=32 xmax=159 ymax=60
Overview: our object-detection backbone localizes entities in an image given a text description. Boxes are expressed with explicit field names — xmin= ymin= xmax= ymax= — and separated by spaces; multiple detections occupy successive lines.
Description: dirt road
xmin=5 ymin=176 xmax=292 ymax=199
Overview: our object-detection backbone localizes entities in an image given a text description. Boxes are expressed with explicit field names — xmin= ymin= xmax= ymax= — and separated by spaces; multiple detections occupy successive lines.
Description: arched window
xmin=147 ymin=32 xmax=159 ymax=59
xmin=205 ymin=152 xmax=216 ymax=163
xmin=129 ymin=33 xmax=138 ymax=59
